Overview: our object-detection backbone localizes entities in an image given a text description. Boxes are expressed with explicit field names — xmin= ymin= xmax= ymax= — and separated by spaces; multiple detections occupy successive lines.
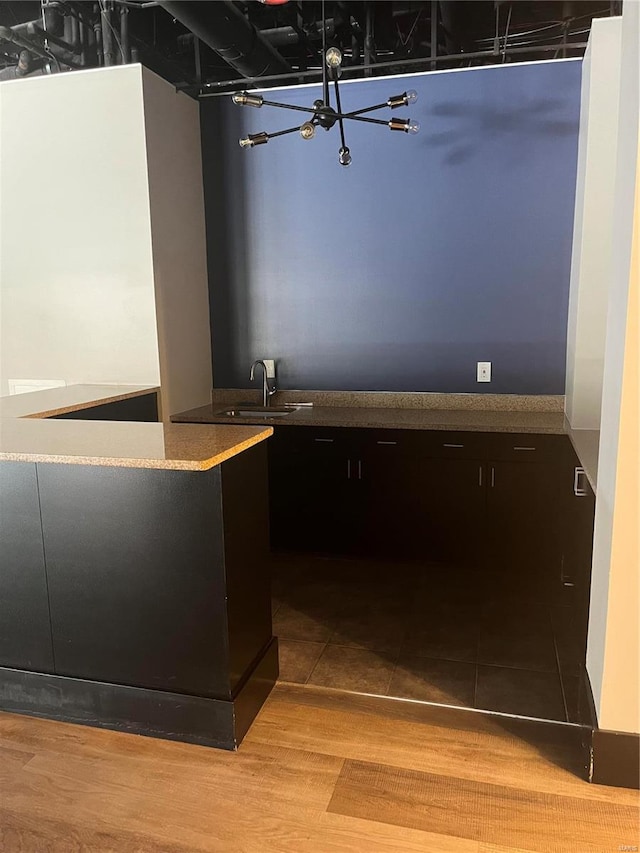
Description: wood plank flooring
xmin=0 ymin=683 xmax=638 ymax=853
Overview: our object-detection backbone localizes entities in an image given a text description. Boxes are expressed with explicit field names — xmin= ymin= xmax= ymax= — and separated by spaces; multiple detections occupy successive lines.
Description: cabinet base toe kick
xmin=0 ymin=638 xmax=278 ymax=751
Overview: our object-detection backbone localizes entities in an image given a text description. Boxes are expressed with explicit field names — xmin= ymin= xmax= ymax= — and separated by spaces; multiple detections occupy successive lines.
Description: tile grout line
xmin=304 ymin=641 xmax=329 ymax=685
xmin=384 ymin=639 xmax=405 ymax=697
xmin=472 ymin=630 xmax=480 ymax=710
xmin=552 ymin=621 xmax=571 ymax=723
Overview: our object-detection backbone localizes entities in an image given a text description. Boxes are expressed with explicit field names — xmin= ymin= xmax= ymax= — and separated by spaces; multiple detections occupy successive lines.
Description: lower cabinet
xmin=269 ymin=429 xmax=357 ymax=553
xmin=485 ymin=459 xmax=563 ymax=592
xmin=361 ymin=449 xmax=485 ymax=563
xmin=268 ymin=427 xmax=574 ymax=576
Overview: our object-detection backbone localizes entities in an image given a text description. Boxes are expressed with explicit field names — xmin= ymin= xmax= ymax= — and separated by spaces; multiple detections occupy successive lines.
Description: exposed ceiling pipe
xmin=157 ymin=0 xmax=291 ymax=77
xmin=0 ymin=48 xmax=37 ymax=80
xmin=260 ymin=19 xmax=335 ymax=48
xmin=120 ymin=5 xmax=130 ymax=63
xmin=0 ymin=25 xmax=57 ymax=64
xmin=101 ymin=2 xmax=115 ymax=65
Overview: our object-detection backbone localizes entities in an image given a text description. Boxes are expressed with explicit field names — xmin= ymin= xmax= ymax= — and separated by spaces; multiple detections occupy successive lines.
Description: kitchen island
xmin=0 ymin=386 xmax=276 ymax=749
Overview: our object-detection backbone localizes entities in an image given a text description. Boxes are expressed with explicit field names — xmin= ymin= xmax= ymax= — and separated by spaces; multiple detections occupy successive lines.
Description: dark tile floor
xmin=271 ymin=553 xmax=580 ymax=724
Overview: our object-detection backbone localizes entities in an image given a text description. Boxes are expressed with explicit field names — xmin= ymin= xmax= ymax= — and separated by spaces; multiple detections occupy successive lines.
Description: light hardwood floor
xmin=0 ymin=683 xmax=638 ymax=852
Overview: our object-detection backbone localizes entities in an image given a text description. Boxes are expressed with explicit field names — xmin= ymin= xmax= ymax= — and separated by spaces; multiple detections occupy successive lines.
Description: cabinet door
xmin=268 ymin=430 xmax=355 ymax=554
xmin=357 ymin=443 xmax=416 ymax=558
xmin=361 ymin=445 xmax=485 ymax=564
xmin=486 ymin=460 xmax=562 ymax=594
xmin=415 ymin=457 xmax=486 ymax=565
xmin=557 ymin=463 xmax=595 ymax=659
xmin=0 ymin=462 xmax=54 ymax=672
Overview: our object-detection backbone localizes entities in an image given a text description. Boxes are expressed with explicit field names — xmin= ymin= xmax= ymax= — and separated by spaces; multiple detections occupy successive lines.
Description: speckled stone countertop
xmin=0 ymin=385 xmax=272 ymax=471
xmin=209 ymin=389 xmax=565 ymax=413
xmin=0 ymin=384 xmax=160 ymax=419
xmin=173 ymin=389 xmax=599 ymax=491
xmin=173 ymin=399 xmax=567 ymax=435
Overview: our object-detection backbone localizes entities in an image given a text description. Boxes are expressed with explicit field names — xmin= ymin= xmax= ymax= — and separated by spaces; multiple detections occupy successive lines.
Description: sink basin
xmin=217 ymin=406 xmax=297 ymax=418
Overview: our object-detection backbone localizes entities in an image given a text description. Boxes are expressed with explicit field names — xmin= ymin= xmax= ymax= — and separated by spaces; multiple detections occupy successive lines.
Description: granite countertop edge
xmin=0 ymin=385 xmax=272 ymax=470
xmin=172 ymin=404 xmax=568 ymax=435
xmin=172 ymin=395 xmax=600 ymax=492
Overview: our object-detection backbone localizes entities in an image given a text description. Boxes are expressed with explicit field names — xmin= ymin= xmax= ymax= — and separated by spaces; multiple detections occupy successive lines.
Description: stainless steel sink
xmin=217 ymin=406 xmax=298 ymax=418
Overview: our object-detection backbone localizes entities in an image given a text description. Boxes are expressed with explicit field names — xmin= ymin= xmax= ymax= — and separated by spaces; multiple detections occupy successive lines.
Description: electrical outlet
xmin=262 ymin=359 xmax=276 ymax=379
xmin=477 ymin=362 xmax=492 ymax=382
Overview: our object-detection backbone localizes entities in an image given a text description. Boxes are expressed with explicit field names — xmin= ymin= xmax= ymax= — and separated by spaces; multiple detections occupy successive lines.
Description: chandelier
xmin=231 ymin=18 xmax=420 ymax=167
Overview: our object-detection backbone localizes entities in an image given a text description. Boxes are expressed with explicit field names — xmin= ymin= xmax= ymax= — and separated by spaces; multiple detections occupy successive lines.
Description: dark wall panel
xmin=0 ymin=462 xmax=54 ymax=672
xmin=38 ymin=464 xmax=231 ymax=698
xmin=202 ymin=60 xmax=581 ymax=394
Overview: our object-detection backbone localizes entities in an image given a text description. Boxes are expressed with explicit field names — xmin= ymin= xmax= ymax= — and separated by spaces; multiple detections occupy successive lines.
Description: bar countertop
xmin=0 ymin=384 xmax=160 ymax=419
xmin=173 ymin=402 xmax=567 ymax=434
xmin=0 ymin=385 xmax=272 ymax=471
xmin=172 ymin=390 xmax=599 ymax=491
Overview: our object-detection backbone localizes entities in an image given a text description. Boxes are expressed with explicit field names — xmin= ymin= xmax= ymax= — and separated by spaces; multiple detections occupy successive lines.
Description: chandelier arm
xmin=331 ymin=69 xmax=348 ymax=151
xmin=242 ymin=94 xmax=391 ymax=128
xmin=339 ymin=114 xmax=389 ymax=126
xmin=262 ymin=100 xmax=319 ymax=115
xmin=260 ymin=98 xmax=388 ymax=125
xmin=344 ymin=102 xmax=389 ymax=117
xmin=266 ymin=125 xmax=306 ymax=140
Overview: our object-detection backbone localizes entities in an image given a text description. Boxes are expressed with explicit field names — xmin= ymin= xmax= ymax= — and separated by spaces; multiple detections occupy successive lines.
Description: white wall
xmin=141 ymin=68 xmax=212 ymax=418
xmin=0 ymin=66 xmax=161 ymax=396
xmin=565 ymin=18 xmax=622 ymax=430
xmin=587 ymin=1 xmax=640 ymax=734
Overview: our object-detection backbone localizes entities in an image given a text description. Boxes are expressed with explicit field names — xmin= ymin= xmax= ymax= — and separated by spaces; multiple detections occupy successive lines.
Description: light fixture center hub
xmin=314 ymin=103 xmax=338 ymax=130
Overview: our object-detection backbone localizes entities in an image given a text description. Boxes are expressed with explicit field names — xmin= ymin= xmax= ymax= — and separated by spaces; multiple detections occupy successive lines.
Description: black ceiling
xmin=0 ymin=1 xmax=621 ymax=94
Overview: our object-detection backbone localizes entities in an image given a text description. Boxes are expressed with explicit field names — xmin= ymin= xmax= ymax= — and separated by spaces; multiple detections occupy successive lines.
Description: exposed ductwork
xmin=0 ymin=48 xmax=36 ymax=80
xmin=157 ymin=0 xmax=291 ymax=78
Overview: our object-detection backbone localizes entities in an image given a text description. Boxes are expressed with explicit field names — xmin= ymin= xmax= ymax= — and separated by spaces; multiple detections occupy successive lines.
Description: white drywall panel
xmin=0 ymin=65 xmax=161 ymax=396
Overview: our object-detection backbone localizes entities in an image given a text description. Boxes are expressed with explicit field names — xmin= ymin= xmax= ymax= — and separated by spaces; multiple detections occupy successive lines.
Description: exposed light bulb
xmin=339 ymin=146 xmax=352 ymax=166
xmin=232 ymin=92 xmax=264 ymax=107
xmin=387 ymin=93 xmax=405 ymax=109
xmin=387 ymin=90 xmax=419 ymax=109
xmin=300 ymin=121 xmax=315 ymax=140
xmin=325 ymin=46 xmax=343 ymax=68
xmin=388 ymin=118 xmax=420 ymax=134
xmin=238 ymin=132 xmax=269 ymax=148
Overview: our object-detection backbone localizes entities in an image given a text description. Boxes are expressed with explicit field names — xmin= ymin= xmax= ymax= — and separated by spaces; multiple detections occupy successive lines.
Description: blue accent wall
xmin=201 ymin=60 xmax=581 ymax=393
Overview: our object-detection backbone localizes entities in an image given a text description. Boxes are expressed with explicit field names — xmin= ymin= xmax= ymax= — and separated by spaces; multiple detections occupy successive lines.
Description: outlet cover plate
xmin=477 ymin=362 xmax=492 ymax=382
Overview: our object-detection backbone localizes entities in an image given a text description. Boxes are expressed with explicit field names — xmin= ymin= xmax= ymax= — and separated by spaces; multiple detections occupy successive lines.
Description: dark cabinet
xmin=556 ymin=457 xmax=596 ymax=659
xmin=269 ymin=428 xmax=489 ymax=563
xmin=360 ymin=441 xmax=484 ymax=563
xmin=0 ymin=463 xmax=54 ymax=672
xmin=559 ymin=464 xmax=595 ymax=604
xmin=36 ymin=445 xmax=272 ymax=700
xmin=485 ymin=459 xmax=563 ymax=593
xmin=412 ymin=457 xmax=486 ymax=564
xmin=269 ymin=428 xmax=357 ymax=553
xmin=358 ymin=439 xmax=420 ymax=558
xmin=482 ymin=435 xmax=568 ymax=591
xmin=268 ymin=427 xmax=571 ymax=572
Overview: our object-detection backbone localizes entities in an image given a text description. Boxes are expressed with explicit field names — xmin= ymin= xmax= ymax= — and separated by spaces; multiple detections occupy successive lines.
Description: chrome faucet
xmin=250 ymin=360 xmax=277 ymax=407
